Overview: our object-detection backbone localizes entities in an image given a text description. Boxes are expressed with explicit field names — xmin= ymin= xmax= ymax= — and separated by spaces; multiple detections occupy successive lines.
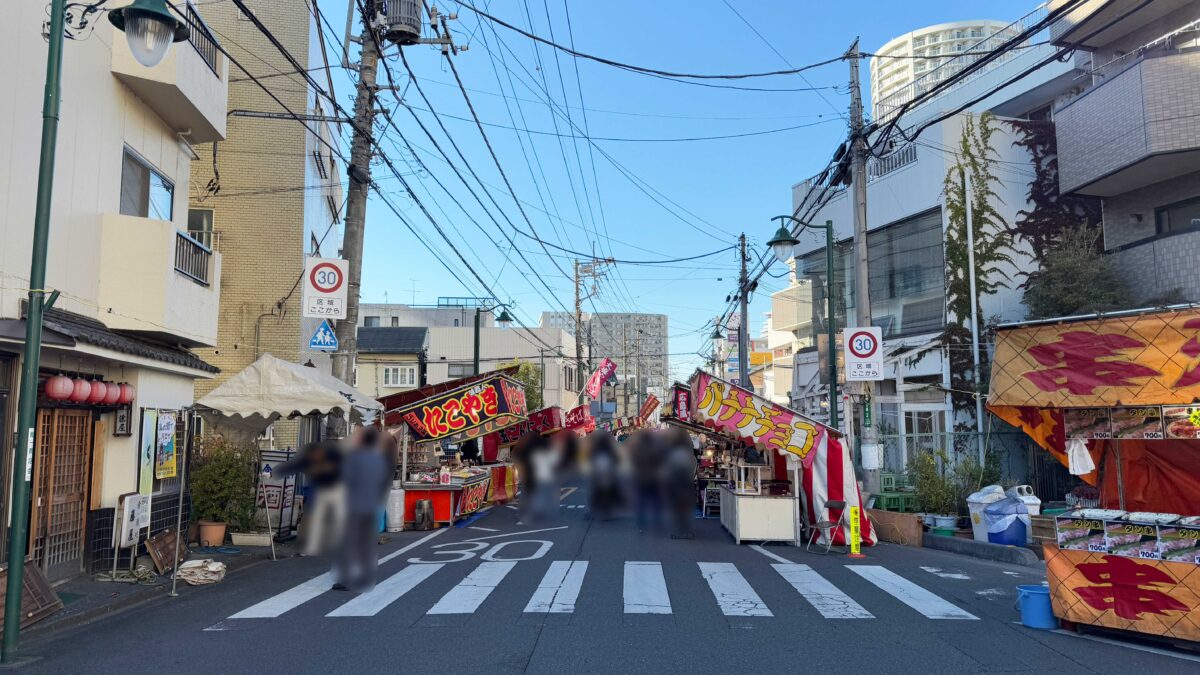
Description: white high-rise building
xmin=871 ymin=20 xmax=1021 ymax=121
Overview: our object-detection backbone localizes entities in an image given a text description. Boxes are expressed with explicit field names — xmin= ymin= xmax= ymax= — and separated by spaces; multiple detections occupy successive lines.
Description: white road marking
xmin=327 ymin=563 xmax=444 ymax=617
xmin=624 ymin=561 xmax=671 ymax=614
xmin=463 ymin=526 xmax=568 ymax=542
xmin=1003 ymin=571 xmax=1020 ymax=576
xmin=230 ymin=572 xmax=335 ymax=619
xmin=920 ymin=566 xmax=971 ymax=580
xmin=976 ymin=588 xmax=1006 ymax=597
xmin=506 ymin=505 xmax=518 ymax=510
xmin=772 ymin=564 xmax=873 ymax=619
xmin=427 ymin=561 xmax=517 ymax=614
xmin=469 ymin=526 xmax=499 ymax=532
xmin=848 ymin=566 xmax=978 ymax=620
xmin=559 ymin=487 xmax=578 ymax=500
xmin=525 ymin=561 xmax=588 ymax=613
xmin=749 ymin=544 xmax=793 ymax=564
xmin=698 ymin=563 xmax=772 ymax=617
xmin=231 ymin=529 xmax=447 ymax=618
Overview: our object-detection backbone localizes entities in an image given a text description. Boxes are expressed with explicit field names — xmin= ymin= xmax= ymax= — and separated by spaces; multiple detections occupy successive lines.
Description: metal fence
xmin=174 ymin=230 xmax=211 ymax=286
xmin=186 ymin=3 xmax=220 ymax=75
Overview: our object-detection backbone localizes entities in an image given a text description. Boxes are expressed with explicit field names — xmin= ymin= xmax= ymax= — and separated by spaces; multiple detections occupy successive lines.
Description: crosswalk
xmin=228 ymin=558 xmax=979 ymax=623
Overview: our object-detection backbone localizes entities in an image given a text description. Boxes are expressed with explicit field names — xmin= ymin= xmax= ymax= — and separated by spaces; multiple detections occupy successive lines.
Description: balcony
xmin=1055 ymin=51 xmax=1200 ymax=196
xmin=1049 ymin=0 xmax=1195 ymax=49
xmin=770 ymin=284 xmax=813 ymax=333
xmin=110 ymin=2 xmax=227 ymax=143
xmin=96 ymin=214 xmax=222 ymax=347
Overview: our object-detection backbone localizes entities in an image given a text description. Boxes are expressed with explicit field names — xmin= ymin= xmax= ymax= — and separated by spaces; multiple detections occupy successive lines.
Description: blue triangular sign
xmin=309 ymin=319 xmax=338 ymax=352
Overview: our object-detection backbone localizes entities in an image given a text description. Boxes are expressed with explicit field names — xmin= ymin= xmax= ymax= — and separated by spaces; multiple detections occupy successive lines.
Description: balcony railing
xmin=868 ymin=142 xmax=918 ymax=179
xmin=175 ymin=230 xmax=211 ymax=286
xmin=185 ymin=3 xmax=220 ymax=75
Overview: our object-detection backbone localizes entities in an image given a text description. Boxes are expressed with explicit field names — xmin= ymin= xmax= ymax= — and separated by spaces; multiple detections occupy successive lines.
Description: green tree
xmin=503 ymin=358 xmax=544 ymax=411
xmin=1023 ymin=225 xmax=1132 ymax=319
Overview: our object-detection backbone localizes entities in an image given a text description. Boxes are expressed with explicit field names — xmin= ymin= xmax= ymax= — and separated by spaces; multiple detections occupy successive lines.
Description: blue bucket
xmin=1015 ymin=584 xmax=1058 ymax=630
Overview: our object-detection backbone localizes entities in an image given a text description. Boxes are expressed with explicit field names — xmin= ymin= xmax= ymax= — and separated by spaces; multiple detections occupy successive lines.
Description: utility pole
xmin=848 ymin=39 xmax=881 ymax=496
xmin=622 ymin=325 xmax=630 ymax=417
xmin=572 ymin=258 xmax=612 ymax=398
xmin=635 ymin=328 xmax=643 ymax=415
xmin=737 ymin=234 xmax=751 ymax=389
xmin=574 ymin=260 xmax=584 ymax=391
xmin=331 ymin=3 xmax=380 ymax=387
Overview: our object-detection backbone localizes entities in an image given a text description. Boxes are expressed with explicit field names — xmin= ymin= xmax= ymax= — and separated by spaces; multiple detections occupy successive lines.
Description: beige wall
xmin=426 ymin=327 xmax=582 ymax=410
xmin=356 ymin=354 xmax=422 ymax=399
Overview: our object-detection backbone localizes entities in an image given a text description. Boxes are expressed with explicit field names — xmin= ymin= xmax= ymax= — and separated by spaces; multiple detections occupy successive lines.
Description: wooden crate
xmin=1030 ymin=514 xmax=1056 ymax=544
xmin=0 ymin=558 xmax=64 ymax=632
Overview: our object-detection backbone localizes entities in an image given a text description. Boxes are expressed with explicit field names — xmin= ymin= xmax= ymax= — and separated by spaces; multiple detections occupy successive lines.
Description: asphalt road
xmin=20 ymin=489 xmax=1200 ymax=674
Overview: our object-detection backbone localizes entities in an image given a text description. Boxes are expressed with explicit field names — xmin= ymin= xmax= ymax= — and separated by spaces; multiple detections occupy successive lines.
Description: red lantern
xmin=87 ymin=381 xmax=107 ymax=405
xmin=102 ymin=382 xmax=121 ymax=405
xmin=117 ymin=383 xmax=135 ymax=405
xmin=44 ymin=375 xmax=73 ymax=401
xmin=70 ymin=378 xmax=92 ymax=403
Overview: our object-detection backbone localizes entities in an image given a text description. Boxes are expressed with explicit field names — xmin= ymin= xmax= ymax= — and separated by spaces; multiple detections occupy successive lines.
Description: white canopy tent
xmin=196 ymin=353 xmax=383 ymax=443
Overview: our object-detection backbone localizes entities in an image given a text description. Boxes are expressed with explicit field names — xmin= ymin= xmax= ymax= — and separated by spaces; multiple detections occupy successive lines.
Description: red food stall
xmin=484 ymin=405 xmax=564 ymax=503
xmin=988 ymin=307 xmax=1200 ymax=643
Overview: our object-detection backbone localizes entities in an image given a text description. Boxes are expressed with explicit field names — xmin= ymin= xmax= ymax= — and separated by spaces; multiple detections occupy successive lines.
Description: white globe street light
xmin=108 ymin=0 xmax=189 ymax=68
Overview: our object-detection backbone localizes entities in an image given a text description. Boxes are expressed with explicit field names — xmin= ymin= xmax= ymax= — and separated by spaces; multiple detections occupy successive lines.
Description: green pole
xmin=824 ymin=220 xmax=839 ymax=430
xmin=4 ymin=0 xmax=66 ymax=662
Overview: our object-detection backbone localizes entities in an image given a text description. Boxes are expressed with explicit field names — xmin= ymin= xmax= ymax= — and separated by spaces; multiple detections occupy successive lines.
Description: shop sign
xmin=456 ymin=478 xmax=492 ymax=517
xmin=1064 ymin=408 xmax=1112 ymax=439
xmin=639 ymin=394 xmax=660 ymax=421
xmin=585 ymin=358 xmax=618 ymax=398
xmin=564 ymin=404 xmax=592 ymax=430
xmin=1163 ymin=406 xmax=1200 ymax=439
xmin=496 ymin=406 xmax=564 ymax=445
xmin=399 ymin=374 xmax=528 ymax=443
xmin=1045 ymin=545 xmax=1200 ymax=642
xmin=155 ymin=413 xmax=177 ymax=479
xmin=690 ymin=371 xmax=825 ymax=467
xmin=672 ymin=386 xmax=691 ymax=422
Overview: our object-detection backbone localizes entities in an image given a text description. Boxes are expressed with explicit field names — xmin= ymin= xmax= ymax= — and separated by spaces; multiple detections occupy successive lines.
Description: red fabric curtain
xmin=1098 ymin=439 xmax=1200 ymax=515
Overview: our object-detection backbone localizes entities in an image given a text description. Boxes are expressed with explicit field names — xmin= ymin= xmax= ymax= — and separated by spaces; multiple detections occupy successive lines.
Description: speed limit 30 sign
xmin=844 ymin=326 xmax=883 ymax=381
xmin=302 ymin=257 xmax=349 ymax=319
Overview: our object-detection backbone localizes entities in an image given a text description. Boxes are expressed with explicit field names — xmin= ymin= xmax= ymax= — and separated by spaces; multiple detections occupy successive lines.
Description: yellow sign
xmin=750 ymin=351 xmax=772 ymax=366
xmin=849 ymin=505 xmax=862 ymax=556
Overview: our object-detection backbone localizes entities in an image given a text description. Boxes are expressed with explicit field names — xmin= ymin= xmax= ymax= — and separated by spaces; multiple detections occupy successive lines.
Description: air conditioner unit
xmin=382 ymin=0 xmax=422 ymax=45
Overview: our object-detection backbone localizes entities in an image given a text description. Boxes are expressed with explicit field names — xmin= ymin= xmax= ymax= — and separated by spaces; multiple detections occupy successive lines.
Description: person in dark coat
xmin=276 ymin=441 xmax=343 ymax=555
xmin=629 ymin=431 xmax=665 ymax=533
xmin=333 ymin=427 xmax=390 ymax=592
xmin=661 ymin=429 xmax=698 ymax=539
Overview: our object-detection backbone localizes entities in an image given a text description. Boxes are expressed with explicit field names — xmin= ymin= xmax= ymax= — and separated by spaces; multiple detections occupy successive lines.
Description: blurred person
xmin=514 ymin=432 xmax=560 ymax=522
xmin=586 ymin=432 xmax=622 ymax=519
xmin=661 ymin=429 xmax=698 ymax=539
xmin=276 ymin=440 xmax=343 ymax=556
xmin=333 ymin=427 xmax=390 ymax=592
xmin=629 ymin=430 xmax=664 ymax=533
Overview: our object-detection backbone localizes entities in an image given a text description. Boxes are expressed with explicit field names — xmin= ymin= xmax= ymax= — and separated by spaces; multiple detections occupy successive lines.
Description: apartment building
xmin=785 ymin=3 xmax=1083 ymax=471
xmin=1047 ymin=0 xmax=1200 ymax=302
xmin=0 ymin=0 xmax=228 ymax=579
xmin=587 ymin=313 xmax=669 ymax=418
xmin=188 ymin=0 xmax=343 ymax=447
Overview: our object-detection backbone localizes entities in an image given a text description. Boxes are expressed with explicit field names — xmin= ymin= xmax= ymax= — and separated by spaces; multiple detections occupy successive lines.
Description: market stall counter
xmin=402 ymin=468 xmax=492 ymax=527
xmin=989 ymin=307 xmax=1200 ymax=644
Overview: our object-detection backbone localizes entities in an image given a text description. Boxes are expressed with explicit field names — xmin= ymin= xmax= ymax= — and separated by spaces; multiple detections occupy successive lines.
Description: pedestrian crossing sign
xmin=309 ymin=319 xmax=338 ymax=352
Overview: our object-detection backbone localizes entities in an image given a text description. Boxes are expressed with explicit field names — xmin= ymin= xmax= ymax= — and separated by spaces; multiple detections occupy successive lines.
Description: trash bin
xmin=967 ymin=485 xmax=1007 ymax=542
xmin=984 ymin=497 xmax=1029 ymax=546
xmin=1006 ymin=485 xmax=1041 ymax=543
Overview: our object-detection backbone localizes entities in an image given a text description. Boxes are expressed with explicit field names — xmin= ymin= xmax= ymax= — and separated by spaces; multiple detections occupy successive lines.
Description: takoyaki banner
xmin=989 ymin=308 xmax=1200 ymax=409
xmin=399 ymin=374 xmax=528 ymax=444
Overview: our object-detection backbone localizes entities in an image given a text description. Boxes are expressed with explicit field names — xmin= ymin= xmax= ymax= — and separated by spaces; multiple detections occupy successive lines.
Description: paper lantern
xmin=44 ymin=375 xmax=73 ymax=401
xmin=102 ymin=382 xmax=121 ymax=405
xmin=117 ymin=383 xmax=136 ymax=405
xmin=87 ymin=381 xmax=107 ymax=405
xmin=70 ymin=378 xmax=92 ymax=403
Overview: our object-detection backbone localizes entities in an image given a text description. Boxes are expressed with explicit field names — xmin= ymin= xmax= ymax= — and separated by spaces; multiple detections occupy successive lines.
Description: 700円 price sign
xmin=302 ymin=257 xmax=349 ymax=319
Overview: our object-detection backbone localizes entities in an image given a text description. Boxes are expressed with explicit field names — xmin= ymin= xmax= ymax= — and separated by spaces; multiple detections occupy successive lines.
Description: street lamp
xmin=108 ymin=0 xmax=190 ymax=67
xmin=473 ymin=302 xmax=512 ymax=375
xmin=772 ymin=216 xmax=839 ymax=430
xmin=495 ymin=308 xmax=514 ymax=329
xmin=2 ymin=2 xmax=186 ymax=663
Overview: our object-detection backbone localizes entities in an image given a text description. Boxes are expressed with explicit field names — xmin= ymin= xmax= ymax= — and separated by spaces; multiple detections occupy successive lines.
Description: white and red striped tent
xmin=796 ymin=434 xmax=876 ymax=547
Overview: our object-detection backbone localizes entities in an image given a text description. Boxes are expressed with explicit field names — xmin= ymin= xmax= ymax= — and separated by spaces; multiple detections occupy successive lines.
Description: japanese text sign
xmin=399 ymin=374 xmax=528 ymax=444
xmin=496 ymin=406 xmax=564 ymax=445
xmin=844 ymin=327 xmax=883 ymax=382
xmin=585 ymin=358 xmax=618 ymax=398
xmin=639 ymin=394 xmax=660 ymax=421
xmin=302 ymin=257 xmax=349 ymax=319
xmin=690 ymin=370 xmax=826 ymax=467
xmin=671 ymin=385 xmax=691 ymax=421
xmin=564 ymin=405 xmax=592 ymax=430
xmin=989 ymin=309 xmax=1200 ymax=408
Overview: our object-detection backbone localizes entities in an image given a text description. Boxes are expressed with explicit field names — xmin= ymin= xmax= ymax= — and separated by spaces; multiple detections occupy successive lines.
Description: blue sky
xmin=318 ymin=0 xmax=1028 ymax=381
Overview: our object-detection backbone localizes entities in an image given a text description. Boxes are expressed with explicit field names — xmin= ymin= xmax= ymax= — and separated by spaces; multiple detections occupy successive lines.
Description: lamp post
xmin=770 ymin=217 xmax=839 ymax=430
xmin=473 ymin=304 xmax=513 ymax=376
xmin=3 ymin=1 xmax=187 ymax=663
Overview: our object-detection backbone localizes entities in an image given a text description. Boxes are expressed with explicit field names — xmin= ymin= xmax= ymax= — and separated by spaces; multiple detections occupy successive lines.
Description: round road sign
xmin=848 ymin=330 xmax=878 ymax=359
xmin=309 ymin=262 xmax=344 ymax=294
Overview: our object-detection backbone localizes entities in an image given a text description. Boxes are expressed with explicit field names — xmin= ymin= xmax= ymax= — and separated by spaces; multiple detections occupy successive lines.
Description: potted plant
xmin=190 ymin=436 xmax=258 ymax=547
xmin=913 ymin=450 xmax=958 ymax=532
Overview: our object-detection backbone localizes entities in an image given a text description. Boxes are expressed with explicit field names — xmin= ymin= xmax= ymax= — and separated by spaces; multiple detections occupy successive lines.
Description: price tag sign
xmin=302 ymin=257 xmax=349 ymax=319
xmin=844 ymin=327 xmax=883 ymax=382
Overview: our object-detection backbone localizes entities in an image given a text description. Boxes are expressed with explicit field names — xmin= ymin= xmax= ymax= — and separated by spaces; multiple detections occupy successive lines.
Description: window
xmin=364 ymin=316 xmax=381 ymax=327
xmin=383 ymin=365 xmax=417 ymax=387
xmin=912 ymin=37 xmax=926 ymax=47
xmin=453 ymin=319 xmax=460 ymax=327
xmin=448 ymin=364 xmax=473 ymax=378
xmin=1156 ymin=196 xmax=1200 ymax=235
xmin=970 ymin=29 xmax=983 ymax=38
xmin=390 ymin=316 xmax=399 ymax=327
xmin=121 ymin=148 xmax=174 ymax=220
xmin=187 ymin=208 xmax=214 ymax=248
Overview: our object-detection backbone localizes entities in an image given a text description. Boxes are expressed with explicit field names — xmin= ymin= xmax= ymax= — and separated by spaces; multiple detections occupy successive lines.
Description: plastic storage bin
xmin=1006 ymin=485 xmax=1042 ymax=543
xmin=984 ymin=497 xmax=1029 ymax=546
xmin=967 ymin=485 xmax=1007 ymax=542
xmin=1015 ymin=584 xmax=1058 ymax=630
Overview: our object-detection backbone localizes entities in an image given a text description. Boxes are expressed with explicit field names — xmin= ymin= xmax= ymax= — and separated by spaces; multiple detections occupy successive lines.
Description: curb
xmin=23 ymin=553 xmax=277 ymax=644
xmin=921 ymin=532 xmax=1041 ymax=566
